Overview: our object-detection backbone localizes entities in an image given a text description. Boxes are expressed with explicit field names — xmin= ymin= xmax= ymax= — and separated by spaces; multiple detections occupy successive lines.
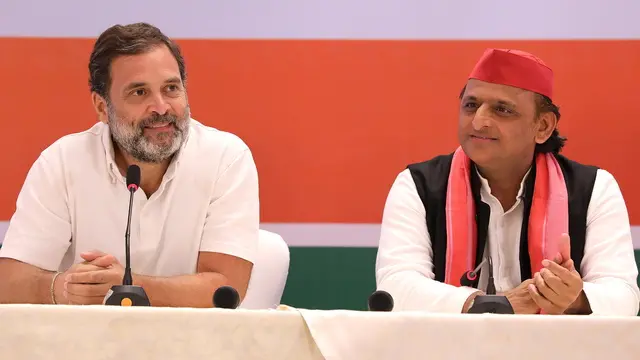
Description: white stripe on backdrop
xmin=1 ymin=221 xmax=639 ymax=249
xmin=0 ymin=0 xmax=639 ymax=39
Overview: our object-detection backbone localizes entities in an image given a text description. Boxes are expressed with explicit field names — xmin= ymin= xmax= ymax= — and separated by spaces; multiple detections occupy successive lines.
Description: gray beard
xmin=108 ymin=105 xmax=190 ymax=163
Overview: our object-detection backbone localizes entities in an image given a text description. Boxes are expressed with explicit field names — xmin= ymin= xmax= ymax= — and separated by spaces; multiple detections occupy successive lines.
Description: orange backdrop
xmin=0 ymin=38 xmax=638 ymax=223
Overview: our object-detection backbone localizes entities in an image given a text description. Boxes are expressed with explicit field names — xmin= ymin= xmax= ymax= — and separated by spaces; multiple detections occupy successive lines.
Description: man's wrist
xmin=51 ymin=271 xmax=65 ymax=305
xmin=564 ymin=290 xmax=592 ymax=315
xmin=462 ymin=291 xmax=484 ymax=313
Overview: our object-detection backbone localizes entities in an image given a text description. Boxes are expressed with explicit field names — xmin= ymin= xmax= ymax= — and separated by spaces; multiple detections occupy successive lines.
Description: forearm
xmin=378 ymin=271 xmax=480 ymax=313
xmin=571 ymin=280 xmax=640 ymax=316
xmin=133 ymin=272 xmax=231 ymax=308
xmin=0 ymin=258 xmax=56 ymax=304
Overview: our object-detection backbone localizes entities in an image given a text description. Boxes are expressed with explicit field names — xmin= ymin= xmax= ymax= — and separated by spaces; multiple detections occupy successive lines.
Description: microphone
xmin=213 ymin=286 xmax=240 ymax=309
xmin=368 ymin=290 xmax=394 ymax=311
xmin=104 ymin=165 xmax=151 ymax=307
xmin=486 ymin=255 xmax=497 ymax=295
xmin=460 ymin=258 xmax=487 ymax=287
xmin=466 ymin=254 xmax=513 ymax=314
xmin=122 ymin=165 xmax=140 ymax=286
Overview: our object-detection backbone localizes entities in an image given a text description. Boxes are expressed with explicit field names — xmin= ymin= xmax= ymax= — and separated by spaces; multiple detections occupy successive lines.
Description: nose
xmin=471 ymin=104 xmax=492 ymax=131
xmin=149 ymin=94 xmax=170 ymax=115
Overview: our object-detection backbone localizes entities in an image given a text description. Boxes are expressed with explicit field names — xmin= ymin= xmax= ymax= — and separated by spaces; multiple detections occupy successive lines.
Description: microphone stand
xmin=467 ymin=256 xmax=513 ymax=314
xmin=104 ymin=166 xmax=151 ymax=307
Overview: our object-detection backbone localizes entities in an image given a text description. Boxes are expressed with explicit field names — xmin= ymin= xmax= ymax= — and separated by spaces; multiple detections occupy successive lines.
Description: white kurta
xmin=375 ymin=167 xmax=640 ymax=315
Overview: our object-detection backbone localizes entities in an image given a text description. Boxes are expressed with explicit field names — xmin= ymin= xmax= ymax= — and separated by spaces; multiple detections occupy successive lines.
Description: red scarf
xmin=444 ymin=147 xmax=568 ymax=286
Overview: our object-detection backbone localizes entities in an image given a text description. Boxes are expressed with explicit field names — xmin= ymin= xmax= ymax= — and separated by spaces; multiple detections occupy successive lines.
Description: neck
xmin=476 ymin=157 xmax=533 ymax=210
xmin=114 ymin=145 xmax=171 ymax=197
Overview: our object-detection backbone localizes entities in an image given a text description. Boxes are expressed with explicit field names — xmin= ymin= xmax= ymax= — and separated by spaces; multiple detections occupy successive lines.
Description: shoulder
xmin=585 ymin=168 xmax=630 ymax=225
xmin=407 ymin=153 xmax=454 ymax=173
xmin=38 ymin=122 xmax=106 ymax=163
xmin=554 ymin=154 xmax=618 ymax=199
xmin=383 ymin=168 xmax=424 ymax=214
xmin=554 ymin=153 xmax=599 ymax=181
xmin=184 ymin=119 xmax=251 ymax=162
xmin=592 ymin=168 xmax=624 ymax=200
xmin=23 ymin=123 xmax=107 ymax=184
xmin=406 ymin=153 xmax=454 ymax=197
xmin=181 ymin=119 xmax=257 ymax=185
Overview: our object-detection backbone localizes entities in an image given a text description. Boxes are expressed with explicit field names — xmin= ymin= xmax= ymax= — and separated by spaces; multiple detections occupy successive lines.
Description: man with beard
xmin=0 ymin=23 xmax=259 ymax=307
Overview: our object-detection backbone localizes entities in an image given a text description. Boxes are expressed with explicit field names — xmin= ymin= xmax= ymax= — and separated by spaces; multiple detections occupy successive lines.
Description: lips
xmin=471 ymin=135 xmax=497 ymax=140
xmin=145 ymin=122 xmax=174 ymax=129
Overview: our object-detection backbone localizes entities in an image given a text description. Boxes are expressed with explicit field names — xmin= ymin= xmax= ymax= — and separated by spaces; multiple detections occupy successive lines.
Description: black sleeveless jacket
xmin=407 ymin=153 xmax=598 ymax=283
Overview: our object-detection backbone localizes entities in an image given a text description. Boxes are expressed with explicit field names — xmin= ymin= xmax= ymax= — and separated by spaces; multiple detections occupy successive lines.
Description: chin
xmin=460 ymin=143 xmax=493 ymax=166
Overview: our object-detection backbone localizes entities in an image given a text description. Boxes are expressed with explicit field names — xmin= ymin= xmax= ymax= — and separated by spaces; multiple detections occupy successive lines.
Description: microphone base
xmin=467 ymin=295 xmax=514 ymax=314
xmin=104 ymin=285 xmax=151 ymax=307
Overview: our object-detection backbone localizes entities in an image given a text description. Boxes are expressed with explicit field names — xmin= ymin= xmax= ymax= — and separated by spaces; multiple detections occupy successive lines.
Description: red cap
xmin=468 ymin=48 xmax=554 ymax=100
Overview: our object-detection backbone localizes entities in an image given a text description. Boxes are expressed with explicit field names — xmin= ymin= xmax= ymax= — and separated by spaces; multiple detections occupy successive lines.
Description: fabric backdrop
xmin=1 ymin=0 xmax=638 ymax=310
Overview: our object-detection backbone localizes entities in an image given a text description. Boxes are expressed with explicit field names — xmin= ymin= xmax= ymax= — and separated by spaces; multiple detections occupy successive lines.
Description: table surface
xmin=1 ymin=304 xmax=639 ymax=360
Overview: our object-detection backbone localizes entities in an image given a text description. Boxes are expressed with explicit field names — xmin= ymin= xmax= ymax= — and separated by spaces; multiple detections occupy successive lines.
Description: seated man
xmin=375 ymin=48 xmax=640 ymax=315
xmin=0 ymin=23 xmax=259 ymax=307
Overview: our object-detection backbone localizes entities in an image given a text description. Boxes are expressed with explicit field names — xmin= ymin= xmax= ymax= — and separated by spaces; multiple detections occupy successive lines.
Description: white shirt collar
xmin=475 ymin=166 xmax=531 ymax=201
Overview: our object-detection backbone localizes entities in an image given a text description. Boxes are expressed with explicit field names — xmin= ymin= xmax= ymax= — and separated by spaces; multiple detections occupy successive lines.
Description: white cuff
xmin=446 ymin=286 xmax=482 ymax=313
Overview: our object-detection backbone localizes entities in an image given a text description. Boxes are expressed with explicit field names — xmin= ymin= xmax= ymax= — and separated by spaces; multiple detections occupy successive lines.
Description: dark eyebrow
xmin=165 ymin=76 xmax=182 ymax=84
xmin=462 ymin=95 xmax=517 ymax=109
xmin=123 ymin=82 xmax=147 ymax=93
xmin=123 ymin=77 xmax=182 ymax=93
xmin=496 ymin=99 xmax=517 ymax=109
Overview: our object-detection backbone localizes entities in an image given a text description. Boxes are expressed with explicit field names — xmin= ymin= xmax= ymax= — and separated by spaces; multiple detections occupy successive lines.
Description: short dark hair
xmin=458 ymin=86 xmax=566 ymax=154
xmin=533 ymin=94 xmax=566 ymax=153
xmin=88 ymin=22 xmax=187 ymax=99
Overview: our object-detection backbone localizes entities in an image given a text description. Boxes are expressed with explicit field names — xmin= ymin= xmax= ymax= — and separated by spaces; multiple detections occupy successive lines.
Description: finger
xmin=65 ymin=282 xmax=112 ymax=297
xmin=69 ymin=263 xmax=106 ymax=274
xmin=89 ymin=254 xmax=118 ymax=268
xmin=558 ymin=233 xmax=571 ymax=263
xmin=539 ymin=269 xmax=575 ymax=308
xmin=534 ymin=272 xmax=561 ymax=303
xmin=527 ymin=284 xmax=554 ymax=308
xmin=527 ymin=284 xmax=560 ymax=314
xmin=561 ymin=259 xmax=577 ymax=272
xmin=540 ymin=268 xmax=566 ymax=292
xmin=66 ymin=269 xmax=113 ymax=284
xmin=542 ymin=259 xmax=577 ymax=285
xmin=63 ymin=291 xmax=105 ymax=305
xmin=80 ymin=250 xmax=108 ymax=262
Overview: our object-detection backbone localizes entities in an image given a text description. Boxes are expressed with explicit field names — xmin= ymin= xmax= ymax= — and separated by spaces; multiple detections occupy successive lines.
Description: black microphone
xmin=104 ymin=165 xmax=151 ymax=307
xmin=368 ymin=290 xmax=394 ymax=311
xmin=122 ymin=165 xmax=140 ymax=286
xmin=460 ymin=258 xmax=487 ymax=287
xmin=485 ymin=255 xmax=497 ymax=295
xmin=466 ymin=254 xmax=513 ymax=314
xmin=213 ymin=286 xmax=240 ymax=309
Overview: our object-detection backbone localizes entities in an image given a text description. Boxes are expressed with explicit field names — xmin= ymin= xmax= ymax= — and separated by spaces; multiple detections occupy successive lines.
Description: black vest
xmin=407 ymin=153 xmax=598 ymax=283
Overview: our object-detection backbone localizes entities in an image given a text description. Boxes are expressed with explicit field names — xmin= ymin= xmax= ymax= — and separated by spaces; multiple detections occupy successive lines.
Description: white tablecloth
xmin=1 ymin=304 xmax=639 ymax=360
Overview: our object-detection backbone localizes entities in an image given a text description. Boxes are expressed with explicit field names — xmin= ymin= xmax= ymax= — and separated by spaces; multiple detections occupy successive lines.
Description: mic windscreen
xmin=213 ymin=286 xmax=240 ymax=309
xmin=368 ymin=290 xmax=394 ymax=311
xmin=126 ymin=165 xmax=141 ymax=190
xmin=460 ymin=271 xmax=478 ymax=287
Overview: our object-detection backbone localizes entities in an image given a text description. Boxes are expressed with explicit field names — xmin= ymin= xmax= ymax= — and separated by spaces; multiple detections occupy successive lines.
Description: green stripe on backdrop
xmin=281 ymin=247 xmax=378 ymax=311
xmin=281 ymin=248 xmax=640 ymax=312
